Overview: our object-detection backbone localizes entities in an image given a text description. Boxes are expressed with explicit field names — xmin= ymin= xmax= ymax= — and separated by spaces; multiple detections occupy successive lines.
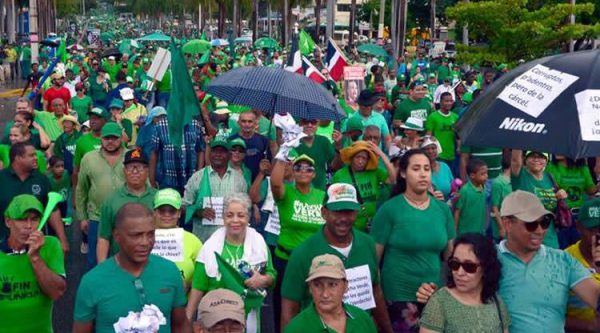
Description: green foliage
xmin=446 ymin=0 xmax=600 ymax=64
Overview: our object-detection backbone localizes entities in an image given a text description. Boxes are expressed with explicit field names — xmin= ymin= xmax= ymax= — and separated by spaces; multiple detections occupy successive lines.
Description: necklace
xmin=403 ymin=193 xmax=430 ymax=209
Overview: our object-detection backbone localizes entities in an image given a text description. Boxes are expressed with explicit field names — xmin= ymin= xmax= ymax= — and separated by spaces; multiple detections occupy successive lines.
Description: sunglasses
xmin=448 ymin=258 xmax=479 ymax=274
xmin=521 ymin=216 xmax=552 ymax=232
xmin=293 ymin=165 xmax=315 ymax=173
xmin=231 ymin=147 xmax=245 ymax=153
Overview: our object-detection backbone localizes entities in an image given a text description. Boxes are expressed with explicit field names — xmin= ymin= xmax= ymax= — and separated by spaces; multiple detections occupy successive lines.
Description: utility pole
xmin=30 ymin=0 xmax=39 ymax=64
xmin=233 ymin=0 xmax=239 ymax=38
xmin=430 ymin=0 xmax=436 ymax=40
xmin=8 ymin=0 xmax=16 ymax=43
xmin=82 ymin=0 xmax=86 ymax=16
xmin=399 ymin=0 xmax=408 ymax=55
xmin=569 ymin=0 xmax=575 ymax=52
xmin=462 ymin=0 xmax=469 ymax=45
xmin=349 ymin=0 xmax=356 ymax=46
xmin=378 ymin=0 xmax=385 ymax=39
xmin=326 ymin=0 xmax=334 ymax=41
xmin=252 ymin=0 xmax=258 ymax=41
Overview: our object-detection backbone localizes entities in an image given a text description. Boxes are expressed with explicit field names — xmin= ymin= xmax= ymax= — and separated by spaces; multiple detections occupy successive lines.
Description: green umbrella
xmin=254 ymin=37 xmax=280 ymax=50
xmin=100 ymin=32 xmax=115 ymax=43
xmin=357 ymin=43 xmax=388 ymax=57
xmin=182 ymin=39 xmax=212 ymax=55
xmin=118 ymin=39 xmax=132 ymax=54
xmin=137 ymin=32 xmax=171 ymax=42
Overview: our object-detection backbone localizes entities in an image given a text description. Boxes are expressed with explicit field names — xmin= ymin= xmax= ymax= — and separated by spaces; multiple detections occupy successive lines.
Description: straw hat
xmin=59 ymin=115 xmax=80 ymax=131
xmin=340 ymin=141 xmax=379 ymax=171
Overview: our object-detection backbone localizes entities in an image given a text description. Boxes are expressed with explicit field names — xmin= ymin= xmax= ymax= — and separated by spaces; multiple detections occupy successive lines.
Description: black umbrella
xmin=457 ymin=49 xmax=600 ymax=159
xmin=40 ymin=38 xmax=60 ymax=47
xmin=206 ymin=67 xmax=346 ymax=121
xmin=101 ymin=48 xmax=122 ymax=59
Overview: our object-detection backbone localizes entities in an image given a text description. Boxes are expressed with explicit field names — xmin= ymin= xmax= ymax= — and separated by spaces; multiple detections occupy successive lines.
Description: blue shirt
xmin=497 ymin=241 xmax=590 ymax=333
xmin=432 ymin=161 xmax=453 ymax=200
xmin=229 ymin=132 xmax=271 ymax=181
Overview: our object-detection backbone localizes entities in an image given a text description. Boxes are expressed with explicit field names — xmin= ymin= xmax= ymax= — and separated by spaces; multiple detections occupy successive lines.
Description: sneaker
xmin=80 ymin=242 xmax=88 ymax=254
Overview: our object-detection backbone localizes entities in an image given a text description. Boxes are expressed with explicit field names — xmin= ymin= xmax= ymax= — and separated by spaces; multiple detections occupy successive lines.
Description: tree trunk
xmin=378 ymin=0 xmax=385 ymax=39
xmin=349 ymin=0 xmax=356 ymax=46
xmin=218 ymin=0 xmax=226 ymax=38
xmin=399 ymin=0 xmax=408 ymax=55
xmin=282 ymin=0 xmax=288 ymax=45
xmin=462 ymin=0 xmax=469 ymax=44
xmin=314 ymin=0 xmax=321 ymax=43
xmin=252 ymin=0 xmax=258 ymax=41
xmin=267 ymin=1 xmax=272 ymax=38
xmin=233 ymin=0 xmax=238 ymax=37
xmin=430 ymin=0 xmax=436 ymax=40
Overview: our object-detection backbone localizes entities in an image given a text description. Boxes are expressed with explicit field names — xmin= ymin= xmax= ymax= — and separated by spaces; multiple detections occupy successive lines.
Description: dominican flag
xmin=326 ymin=38 xmax=348 ymax=82
xmin=302 ymin=56 xmax=326 ymax=84
xmin=285 ymin=33 xmax=303 ymax=74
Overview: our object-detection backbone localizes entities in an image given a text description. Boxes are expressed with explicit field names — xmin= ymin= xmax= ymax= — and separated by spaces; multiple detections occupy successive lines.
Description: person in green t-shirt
xmin=370 ymin=149 xmax=455 ymax=331
xmin=393 ymin=81 xmax=433 ymax=131
xmin=47 ymin=156 xmax=71 ymax=217
xmin=107 ymin=99 xmax=133 ymax=144
xmin=284 ymin=254 xmax=377 ymax=333
xmin=546 ymin=156 xmax=596 ymax=210
xmin=293 ymin=119 xmax=339 ymax=190
xmin=0 ymin=194 xmax=66 ymax=333
xmin=333 ymin=140 xmax=396 ymax=231
xmin=229 ymin=138 xmax=252 ymax=188
xmin=511 ymin=150 xmax=566 ymax=249
xmin=73 ymin=203 xmax=189 ymax=333
xmin=71 ymin=83 xmax=93 ymax=122
xmin=426 ymin=92 xmax=459 ymax=164
xmin=454 ymin=159 xmax=488 ymax=235
xmin=491 ymin=156 xmax=513 ymax=241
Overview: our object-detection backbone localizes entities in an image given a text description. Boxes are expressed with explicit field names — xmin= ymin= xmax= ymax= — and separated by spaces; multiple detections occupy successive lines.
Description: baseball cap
xmin=210 ymin=139 xmax=230 ymax=150
xmin=126 ymin=76 xmax=134 ymax=83
xmin=578 ymin=198 xmax=600 ymax=229
xmin=324 ymin=183 xmax=361 ymax=211
xmin=344 ymin=116 xmax=364 ymax=133
xmin=229 ymin=138 xmax=246 ymax=150
xmin=88 ymin=106 xmax=109 ymax=119
xmin=214 ymin=101 xmax=231 ymax=115
xmin=108 ymin=55 xmax=116 ymax=60
xmin=429 ymin=73 xmax=436 ymax=78
xmin=120 ymin=87 xmax=135 ymax=101
xmin=198 ymin=289 xmax=245 ymax=328
xmin=109 ymin=98 xmax=124 ymax=109
xmin=124 ymin=147 xmax=148 ymax=165
xmin=525 ymin=151 xmax=549 ymax=160
xmin=500 ymin=190 xmax=554 ymax=222
xmin=142 ymin=58 xmax=150 ymax=64
xmin=101 ymin=122 xmax=122 ymax=138
xmin=305 ymin=254 xmax=346 ymax=282
xmin=5 ymin=194 xmax=44 ymax=220
xmin=293 ymin=154 xmax=314 ymax=166
xmin=154 ymin=188 xmax=182 ymax=210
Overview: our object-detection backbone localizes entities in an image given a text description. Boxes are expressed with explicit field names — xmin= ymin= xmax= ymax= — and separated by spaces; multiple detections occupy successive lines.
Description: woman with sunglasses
xmin=271 ymin=153 xmax=326 ymax=328
xmin=419 ymin=233 xmax=508 ymax=333
xmin=370 ymin=149 xmax=455 ymax=333
xmin=71 ymin=82 xmax=93 ymax=123
xmin=229 ymin=138 xmax=252 ymax=187
xmin=511 ymin=150 xmax=566 ymax=249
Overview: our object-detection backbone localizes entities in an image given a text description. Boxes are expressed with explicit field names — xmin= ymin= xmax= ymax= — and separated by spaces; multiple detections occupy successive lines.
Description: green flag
xmin=215 ymin=252 xmax=265 ymax=313
xmin=57 ymin=38 xmax=68 ymax=64
xmin=185 ymin=167 xmax=212 ymax=223
xmin=167 ymin=41 xmax=201 ymax=147
xmin=200 ymin=32 xmax=208 ymax=41
xmin=299 ymin=30 xmax=316 ymax=56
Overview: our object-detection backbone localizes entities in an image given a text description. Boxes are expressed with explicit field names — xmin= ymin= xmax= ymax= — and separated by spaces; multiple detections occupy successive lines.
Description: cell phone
xmin=596 ymin=233 xmax=600 ymax=267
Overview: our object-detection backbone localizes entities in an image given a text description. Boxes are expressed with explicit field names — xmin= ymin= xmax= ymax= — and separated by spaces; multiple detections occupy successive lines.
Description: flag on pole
xmin=215 ymin=252 xmax=265 ymax=313
xmin=185 ymin=167 xmax=212 ymax=223
xmin=299 ymin=30 xmax=316 ymax=56
xmin=200 ymin=32 xmax=208 ymax=41
xmin=285 ymin=33 xmax=303 ymax=74
xmin=326 ymin=38 xmax=348 ymax=82
xmin=57 ymin=38 xmax=68 ymax=64
xmin=167 ymin=41 xmax=201 ymax=147
xmin=302 ymin=56 xmax=326 ymax=84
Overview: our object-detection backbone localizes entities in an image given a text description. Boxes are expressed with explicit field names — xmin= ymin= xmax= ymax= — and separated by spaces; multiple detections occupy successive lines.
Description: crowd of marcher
xmin=2 ymin=25 xmax=600 ymax=333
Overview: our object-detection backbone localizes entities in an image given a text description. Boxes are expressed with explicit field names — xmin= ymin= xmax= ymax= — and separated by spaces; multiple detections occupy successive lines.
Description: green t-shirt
xmin=426 ymin=111 xmax=459 ymax=161
xmin=284 ymin=303 xmax=377 ymax=333
xmin=191 ymin=241 xmax=276 ymax=292
xmin=332 ymin=166 xmax=388 ymax=231
xmin=53 ymin=131 xmax=82 ymax=161
xmin=455 ymin=181 xmax=487 ymax=235
xmin=293 ymin=135 xmax=335 ymax=190
xmin=0 ymin=236 xmax=65 ymax=333
xmin=74 ymin=255 xmax=187 ymax=333
xmin=34 ymin=110 xmax=63 ymax=142
xmin=47 ymin=170 xmax=71 ymax=199
xmin=546 ymin=163 xmax=595 ymax=209
xmin=420 ymin=288 xmax=510 ymax=333
xmin=511 ymin=168 xmax=559 ymax=248
xmin=370 ymin=194 xmax=455 ymax=301
xmin=70 ymin=95 xmax=93 ymax=123
xmin=394 ymin=97 xmax=433 ymax=123
xmin=491 ymin=174 xmax=512 ymax=239
xmin=157 ymin=70 xmax=172 ymax=92
xmin=73 ymin=133 xmax=102 ymax=167
xmin=275 ymin=184 xmax=326 ymax=260
xmin=436 ymin=66 xmax=451 ymax=81
xmin=460 ymin=146 xmax=503 ymax=179
xmin=282 ymin=227 xmax=379 ymax=309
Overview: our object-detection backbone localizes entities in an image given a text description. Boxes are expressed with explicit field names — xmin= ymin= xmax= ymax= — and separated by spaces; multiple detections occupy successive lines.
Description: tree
xmin=446 ymin=0 xmax=600 ymax=64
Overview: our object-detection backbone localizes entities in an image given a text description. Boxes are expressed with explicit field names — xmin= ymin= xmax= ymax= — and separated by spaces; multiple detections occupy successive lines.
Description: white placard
xmin=575 ymin=89 xmax=600 ymax=141
xmin=497 ymin=64 xmax=579 ymax=118
xmin=202 ymin=197 xmax=224 ymax=225
xmin=264 ymin=208 xmax=280 ymax=235
xmin=151 ymin=228 xmax=184 ymax=262
xmin=343 ymin=265 xmax=375 ymax=310
xmin=147 ymin=47 xmax=172 ymax=81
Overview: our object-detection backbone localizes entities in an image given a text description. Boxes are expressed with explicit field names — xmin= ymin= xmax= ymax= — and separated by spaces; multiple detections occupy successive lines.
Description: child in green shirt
xmin=47 ymin=156 xmax=71 ymax=218
xmin=491 ymin=154 xmax=512 ymax=241
xmin=454 ymin=159 xmax=488 ymax=235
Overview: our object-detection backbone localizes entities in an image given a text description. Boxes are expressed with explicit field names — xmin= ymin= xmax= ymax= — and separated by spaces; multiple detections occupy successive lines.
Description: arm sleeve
xmin=566 ymin=252 xmax=593 ymax=288
xmin=264 ymin=247 xmax=277 ymax=287
xmin=73 ymin=139 xmax=84 ymax=167
xmin=491 ymin=180 xmax=503 ymax=209
xmin=75 ymin=160 xmax=90 ymax=220
xmin=425 ymin=114 xmax=435 ymax=132
xmin=443 ymin=202 xmax=457 ymax=239
xmin=183 ymin=171 xmax=201 ymax=206
xmin=73 ymin=276 xmax=97 ymax=322
xmin=370 ymin=202 xmax=392 ymax=246
xmin=98 ymin=199 xmax=113 ymax=241
xmin=419 ymin=292 xmax=444 ymax=332
xmin=42 ymin=236 xmax=66 ymax=276
xmin=191 ymin=262 xmax=210 ymax=292
xmin=455 ymin=186 xmax=468 ymax=210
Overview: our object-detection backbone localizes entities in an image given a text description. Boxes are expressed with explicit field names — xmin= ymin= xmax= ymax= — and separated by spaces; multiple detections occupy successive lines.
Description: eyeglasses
xmin=125 ymin=165 xmax=148 ymax=173
xmin=448 ymin=258 xmax=479 ymax=274
xmin=521 ymin=216 xmax=552 ymax=232
xmin=293 ymin=165 xmax=315 ymax=173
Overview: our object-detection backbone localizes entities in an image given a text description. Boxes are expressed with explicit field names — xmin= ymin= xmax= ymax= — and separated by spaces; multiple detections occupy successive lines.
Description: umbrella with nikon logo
xmin=456 ymin=48 xmax=600 ymax=159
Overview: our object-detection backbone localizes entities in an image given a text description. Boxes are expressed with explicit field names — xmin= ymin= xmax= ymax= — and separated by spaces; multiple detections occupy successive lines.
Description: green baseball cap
xmin=154 ymin=188 xmax=182 ymax=210
xmin=109 ymin=98 xmax=124 ymax=109
xmin=579 ymin=198 xmax=600 ymax=228
xmin=344 ymin=117 xmax=364 ymax=133
xmin=324 ymin=183 xmax=361 ymax=211
xmin=210 ymin=139 xmax=230 ymax=150
xmin=229 ymin=138 xmax=246 ymax=150
xmin=101 ymin=122 xmax=122 ymax=138
xmin=5 ymin=194 xmax=44 ymax=220
xmin=88 ymin=106 xmax=109 ymax=119
xmin=293 ymin=154 xmax=315 ymax=166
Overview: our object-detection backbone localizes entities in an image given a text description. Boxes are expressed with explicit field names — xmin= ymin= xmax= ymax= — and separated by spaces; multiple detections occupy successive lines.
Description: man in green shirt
xmin=426 ymin=92 xmax=459 ymax=164
xmin=0 ymin=194 xmax=66 ymax=333
xmin=281 ymin=183 xmax=392 ymax=333
xmin=97 ymin=148 xmax=157 ymax=262
xmin=284 ymin=254 xmax=377 ymax=333
xmin=393 ymin=81 xmax=433 ymax=130
xmin=76 ymin=122 xmax=126 ymax=269
xmin=73 ymin=203 xmax=190 ymax=333
xmin=294 ymin=119 xmax=340 ymax=190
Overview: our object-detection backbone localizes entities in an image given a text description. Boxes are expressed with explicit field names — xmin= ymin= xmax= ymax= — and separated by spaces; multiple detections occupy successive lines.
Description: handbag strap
xmin=546 ymin=171 xmax=559 ymax=193
xmin=348 ymin=168 xmax=364 ymax=204
xmin=493 ymin=295 xmax=504 ymax=333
